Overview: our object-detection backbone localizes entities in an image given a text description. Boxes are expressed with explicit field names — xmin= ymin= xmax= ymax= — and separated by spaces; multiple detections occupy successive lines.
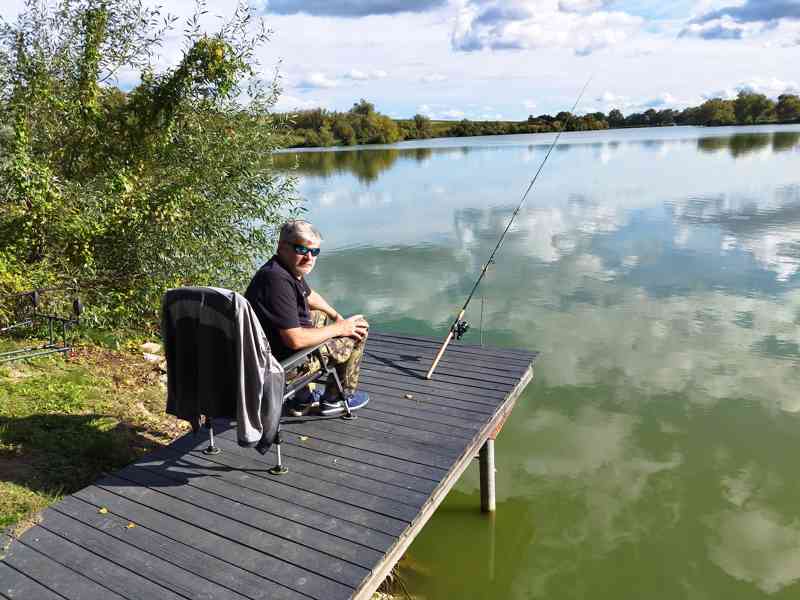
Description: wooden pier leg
xmin=479 ymin=439 xmax=496 ymax=513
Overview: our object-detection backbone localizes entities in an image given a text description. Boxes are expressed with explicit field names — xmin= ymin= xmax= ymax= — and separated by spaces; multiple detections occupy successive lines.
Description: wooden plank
xmin=135 ymin=447 xmax=398 ymax=551
xmin=367 ymin=339 xmax=537 ymax=370
xmin=111 ymin=465 xmax=374 ymax=583
xmin=363 ymin=342 xmax=529 ymax=378
xmin=175 ymin=436 xmax=420 ymax=521
xmin=363 ymin=344 xmax=529 ymax=383
xmin=360 ymin=363 xmax=514 ymax=399
xmin=170 ymin=431 xmax=436 ymax=497
xmin=2 ymin=535 xmax=127 ymax=600
xmin=0 ymin=560 xmax=64 ymax=600
xmin=52 ymin=495 xmax=307 ymax=600
xmin=132 ymin=452 xmax=400 ymax=555
xmin=359 ymin=366 xmax=509 ymax=403
xmin=369 ymin=332 xmax=536 ymax=362
xmin=267 ymin=438 xmax=439 ymax=495
xmin=218 ymin=425 xmax=451 ymax=501
xmin=355 ymin=407 xmax=477 ymax=439
xmin=366 ymin=336 xmax=530 ymax=371
xmin=188 ymin=433 xmax=437 ymax=498
xmin=73 ymin=484 xmax=353 ymax=600
xmin=25 ymin=514 xmax=209 ymax=600
xmin=279 ymin=420 xmax=460 ymax=468
xmin=350 ymin=363 xmax=535 ymax=600
xmin=360 ymin=397 xmax=483 ymax=433
xmin=157 ymin=438 xmax=410 ymax=536
xmin=358 ymin=380 xmax=495 ymax=417
xmin=283 ymin=411 xmax=468 ymax=455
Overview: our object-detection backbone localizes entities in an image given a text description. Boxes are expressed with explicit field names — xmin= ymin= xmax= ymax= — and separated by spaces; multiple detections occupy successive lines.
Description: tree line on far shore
xmin=280 ymin=91 xmax=800 ymax=148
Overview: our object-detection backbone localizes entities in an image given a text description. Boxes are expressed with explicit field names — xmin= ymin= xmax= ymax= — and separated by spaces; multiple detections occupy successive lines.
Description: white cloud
xmin=705 ymin=77 xmax=800 ymax=100
xmin=343 ymin=68 xmax=389 ymax=80
xmin=345 ymin=68 xmax=369 ymax=80
xmin=417 ymin=104 xmax=466 ymax=119
xmin=273 ymin=93 xmax=326 ymax=111
xmin=593 ymin=90 xmax=699 ymax=112
xmin=559 ymin=0 xmax=613 ymax=12
xmin=296 ymin=71 xmax=339 ymax=89
xmin=452 ymin=0 xmax=644 ymax=56
xmin=441 ymin=108 xmax=466 ymax=119
xmin=420 ymin=73 xmax=448 ymax=83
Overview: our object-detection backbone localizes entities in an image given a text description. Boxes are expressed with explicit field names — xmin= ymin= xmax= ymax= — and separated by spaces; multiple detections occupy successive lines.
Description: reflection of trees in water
xmin=272 ymin=149 xmax=401 ymax=183
xmin=697 ymin=131 xmax=800 ymax=157
xmin=773 ymin=131 xmax=800 ymax=152
xmin=273 ymin=146 xmax=466 ymax=183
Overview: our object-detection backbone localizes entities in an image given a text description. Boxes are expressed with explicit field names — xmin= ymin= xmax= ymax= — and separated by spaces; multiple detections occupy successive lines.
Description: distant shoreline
xmin=275 ymin=122 xmax=800 ymax=154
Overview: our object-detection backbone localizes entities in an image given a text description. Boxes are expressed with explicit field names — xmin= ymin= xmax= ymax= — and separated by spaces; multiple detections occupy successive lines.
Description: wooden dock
xmin=1 ymin=331 xmax=537 ymax=600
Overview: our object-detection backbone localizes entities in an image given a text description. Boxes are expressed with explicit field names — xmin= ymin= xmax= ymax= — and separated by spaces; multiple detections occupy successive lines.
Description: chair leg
xmin=329 ymin=368 xmax=356 ymax=420
xmin=319 ymin=351 xmax=355 ymax=421
xmin=268 ymin=430 xmax=289 ymax=475
xmin=203 ymin=419 xmax=221 ymax=455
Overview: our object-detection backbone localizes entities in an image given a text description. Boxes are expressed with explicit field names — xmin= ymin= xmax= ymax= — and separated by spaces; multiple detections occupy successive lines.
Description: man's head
xmin=276 ymin=219 xmax=322 ymax=279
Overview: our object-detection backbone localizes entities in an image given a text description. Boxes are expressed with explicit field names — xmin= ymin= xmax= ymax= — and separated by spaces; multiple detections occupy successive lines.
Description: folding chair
xmin=162 ymin=286 xmax=355 ymax=475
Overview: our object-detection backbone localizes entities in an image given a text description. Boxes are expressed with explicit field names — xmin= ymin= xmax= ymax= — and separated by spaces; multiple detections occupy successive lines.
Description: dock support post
xmin=479 ymin=439 xmax=496 ymax=513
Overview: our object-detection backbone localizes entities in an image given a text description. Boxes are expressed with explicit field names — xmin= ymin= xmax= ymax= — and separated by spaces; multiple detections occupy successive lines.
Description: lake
xmin=274 ymin=125 xmax=800 ymax=599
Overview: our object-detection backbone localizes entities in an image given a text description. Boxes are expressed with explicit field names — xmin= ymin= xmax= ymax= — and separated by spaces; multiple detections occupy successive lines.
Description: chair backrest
xmin=161 ymin=286 xmax=285 ymax=450
xmin=162 ymin=287 xmax=242 ymax=426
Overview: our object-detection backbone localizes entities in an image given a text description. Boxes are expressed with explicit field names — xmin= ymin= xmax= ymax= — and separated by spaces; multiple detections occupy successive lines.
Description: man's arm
xmin=280 ymin=316 xmax=368 ymax=350
xmin=307 ymin=290 xmax=340 ymax=321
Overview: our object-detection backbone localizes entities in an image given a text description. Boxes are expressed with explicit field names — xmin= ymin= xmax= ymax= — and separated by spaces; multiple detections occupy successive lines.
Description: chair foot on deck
xmin=203 ymin=445 xmax=221 ymax=455
xmin=268 ymin=465 xmax=289 ymax=475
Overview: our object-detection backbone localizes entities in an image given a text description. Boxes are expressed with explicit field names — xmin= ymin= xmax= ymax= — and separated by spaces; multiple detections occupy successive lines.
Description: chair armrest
xmin=280 ymin=341 xmax=328 ymax=371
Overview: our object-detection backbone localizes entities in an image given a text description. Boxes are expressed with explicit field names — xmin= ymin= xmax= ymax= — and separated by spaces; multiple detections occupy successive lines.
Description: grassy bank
xmin=0 ymin=337 xmax=188 ymax=534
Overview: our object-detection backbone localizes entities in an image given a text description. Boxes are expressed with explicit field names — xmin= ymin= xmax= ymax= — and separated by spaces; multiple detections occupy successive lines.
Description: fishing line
xmin=426 ymin=77 xmax=593 ymax=379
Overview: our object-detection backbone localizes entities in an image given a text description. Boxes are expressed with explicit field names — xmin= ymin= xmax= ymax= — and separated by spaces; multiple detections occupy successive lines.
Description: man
xmin=245 ymin=220 xmax=370 ymax=416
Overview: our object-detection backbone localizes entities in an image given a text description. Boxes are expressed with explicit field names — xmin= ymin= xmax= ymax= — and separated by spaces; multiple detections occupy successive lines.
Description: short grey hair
xmin=279 ymin=219 xmax=322 ymax=244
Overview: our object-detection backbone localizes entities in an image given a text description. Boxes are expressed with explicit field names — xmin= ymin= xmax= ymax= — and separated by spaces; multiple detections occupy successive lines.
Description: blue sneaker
xmin=319 ymin=391 xmax=369 ymax=416
xmin=286 ymin=387 xmax=322 ymax=417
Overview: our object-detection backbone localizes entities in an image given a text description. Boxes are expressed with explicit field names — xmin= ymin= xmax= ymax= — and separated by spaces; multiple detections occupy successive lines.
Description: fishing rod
xmin=426 ymin=78 xmax=592 ymax=380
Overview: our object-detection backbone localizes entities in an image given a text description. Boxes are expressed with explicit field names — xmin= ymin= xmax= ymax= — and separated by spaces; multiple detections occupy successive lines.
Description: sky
xmin=2 ymin=0 xmax=799 ymax=120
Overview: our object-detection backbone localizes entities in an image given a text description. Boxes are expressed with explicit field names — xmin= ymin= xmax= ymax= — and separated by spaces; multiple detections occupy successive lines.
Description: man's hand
xmin=336 ymin=314 xmax=369 ymax=340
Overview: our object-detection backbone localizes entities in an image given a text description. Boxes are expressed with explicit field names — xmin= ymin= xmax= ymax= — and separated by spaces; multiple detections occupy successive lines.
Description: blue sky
xmin=3 ymin=0 xmax=799 ymax=120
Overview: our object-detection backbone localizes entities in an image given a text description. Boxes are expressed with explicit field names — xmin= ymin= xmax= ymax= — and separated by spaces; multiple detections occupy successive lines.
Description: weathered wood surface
xmin=0 ymin=331 xmax=537 ymax=600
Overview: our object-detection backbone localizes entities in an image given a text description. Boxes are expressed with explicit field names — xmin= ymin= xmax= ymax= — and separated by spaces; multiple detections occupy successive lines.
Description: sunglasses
xmin=290 ymin=243 xmax=321 ymax=257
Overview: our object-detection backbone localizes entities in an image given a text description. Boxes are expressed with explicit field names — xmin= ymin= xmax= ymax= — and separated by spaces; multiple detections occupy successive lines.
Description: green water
xmin=276 ymin=125 xmax=800 ymax=599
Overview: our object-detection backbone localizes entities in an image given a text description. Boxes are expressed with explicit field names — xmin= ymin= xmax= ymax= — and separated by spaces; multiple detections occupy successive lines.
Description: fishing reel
xmin=452 ymin=319 xmax=470 ymax=340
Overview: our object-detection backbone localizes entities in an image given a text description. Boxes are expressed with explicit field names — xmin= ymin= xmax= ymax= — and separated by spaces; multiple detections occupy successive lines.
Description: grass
xmin=0 ymin=337 xmax=189 ymax=534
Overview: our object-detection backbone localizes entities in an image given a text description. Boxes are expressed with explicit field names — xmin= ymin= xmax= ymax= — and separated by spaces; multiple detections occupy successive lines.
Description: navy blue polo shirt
xmin=244 ymin=256 xmax=312 ymax=360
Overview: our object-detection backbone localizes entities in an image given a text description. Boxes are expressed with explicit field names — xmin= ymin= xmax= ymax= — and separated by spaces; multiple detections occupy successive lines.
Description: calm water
xmin=275 ymin=125 xmax=800 ymax=599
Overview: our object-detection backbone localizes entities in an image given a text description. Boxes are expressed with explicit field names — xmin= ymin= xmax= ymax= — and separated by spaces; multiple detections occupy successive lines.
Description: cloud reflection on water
xmin=286 ymin=125 xmax=800 ymax=599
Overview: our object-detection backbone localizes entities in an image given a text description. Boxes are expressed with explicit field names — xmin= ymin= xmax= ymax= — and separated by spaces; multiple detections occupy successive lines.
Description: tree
xmin=607 ymin=109 xmax=624 ymax=128
xmin=777 ymin=94 xmax=800 ymax=122
xmin=696 ymin=98 xmax=736 ymax=125
xmin=332 ymin=117 xmax=356 ymax=145
xmin=0 ymin=0 xmax=297 ymax=326
xmin=734 ymin=91 xmax=775 ymax=124
xmin=413 ymin=113 xmax=432 ymax=138
xmin=350 ymin=99 xmax=375 ymax=116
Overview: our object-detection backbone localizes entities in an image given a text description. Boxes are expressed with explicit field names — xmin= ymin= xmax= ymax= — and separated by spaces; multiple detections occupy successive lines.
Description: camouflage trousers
xmin=297 ymin=310 xmax=367 ymax=398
